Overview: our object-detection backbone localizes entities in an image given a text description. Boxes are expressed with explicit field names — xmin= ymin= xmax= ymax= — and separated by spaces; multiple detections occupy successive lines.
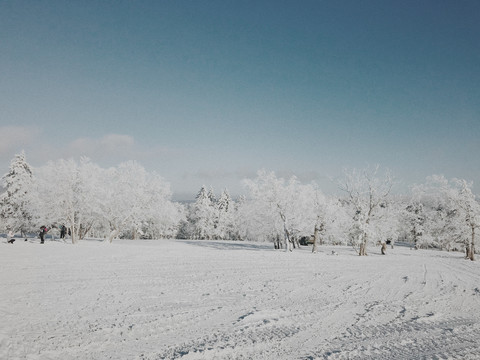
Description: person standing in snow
xmin=39 ymin=226 xmax=49 ymax=244
xmin=60 ymin=225 xmax=66 ymax=239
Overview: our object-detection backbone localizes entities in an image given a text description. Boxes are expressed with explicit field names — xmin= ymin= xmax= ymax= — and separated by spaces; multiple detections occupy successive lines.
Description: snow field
xmin=1 ymin=239 xmax=480 ymax=359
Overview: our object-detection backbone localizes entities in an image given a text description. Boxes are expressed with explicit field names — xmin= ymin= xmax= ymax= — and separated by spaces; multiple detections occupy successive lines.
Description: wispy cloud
xmin=0 ymin=129 xmax=180 ymax=173
xmin=68 ymin=134 xmax=135 ymax=160
xmin=65 ymin=133 xmax=183 ymax=167
xmin=0 ymin=126 xmax=40 ymax=158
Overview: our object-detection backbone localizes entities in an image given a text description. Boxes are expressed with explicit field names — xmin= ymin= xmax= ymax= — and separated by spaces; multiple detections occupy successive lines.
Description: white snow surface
xmin=1 ymin=239 xmax=480 ymax=360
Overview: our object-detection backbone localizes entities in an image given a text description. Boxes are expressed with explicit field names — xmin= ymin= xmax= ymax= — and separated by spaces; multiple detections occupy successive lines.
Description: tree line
xmin=1 ymin=152 xmax=478 ymax=260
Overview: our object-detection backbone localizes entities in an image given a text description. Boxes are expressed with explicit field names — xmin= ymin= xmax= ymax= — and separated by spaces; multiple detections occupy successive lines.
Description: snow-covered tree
xmin=190 ymin=186 xmax=217 ymax=239
xmin=339 ymin=165 xmax=395 ymax=256
xmin=371 ymin=198 xmax=400 ymax=253
xmin=142 ymin=174 xmax=184 ymax=239
xmin=243 ymin=170 xmax=317 ymax=251
xmin=410 ymin=176 xmax=464 ymax=251
xmin=403 ymin=200 xmax=426 ymax=249
xmin=234 ymin=194 xmax=266 ymax=242
xmin=33 ymin=158 xmax=182 ymax=243
xmin=311 ymin=189 xmax=327 ymax=253
xmin=207 ymin=186 xmax=216 ymax=204
xmin=449 ymin=179 xmax=479 ymax=260
xmin=310 ymin=191 xmax=356 ymax=251
xmin=0 ymin=151 xmax=35 ymax=235
xmin=215 ymin=188 xmax=235 ymax=240
xmin=322 ymin=198 xmax=352 ymax=246
xmin=35 ymin=158 xmax=103 ymax=243
xmin=100 ymin=161 xmax=180 ymax=242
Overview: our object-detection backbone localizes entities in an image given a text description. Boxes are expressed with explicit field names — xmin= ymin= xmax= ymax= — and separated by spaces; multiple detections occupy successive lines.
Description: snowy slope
xmin=1 ymin=239 xmax=479 ymax=359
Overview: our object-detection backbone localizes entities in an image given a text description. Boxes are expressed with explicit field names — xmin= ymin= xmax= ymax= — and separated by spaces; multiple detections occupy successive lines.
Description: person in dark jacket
xmin=39 ymin=226 xmax=49 ymax=244
xmin=60 ymin=225 xmax=66 ymax=239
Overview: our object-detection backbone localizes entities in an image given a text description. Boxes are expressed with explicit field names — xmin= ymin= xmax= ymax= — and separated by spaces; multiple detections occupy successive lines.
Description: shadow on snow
xmin=179 ymin=240 xmax=274 ymax=252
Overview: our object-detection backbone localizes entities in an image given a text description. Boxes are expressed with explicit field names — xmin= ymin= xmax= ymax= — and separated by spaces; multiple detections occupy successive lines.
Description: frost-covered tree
xmin=35 ymin=158 xmax=103 ymax=243
xmin=311 ymin=189 xmax=327 ymax=253
xmin=403 ymin=200 xmax=426 ymax=249
xmin=244 ymin=171 xmax=292 ymax=250
xmin=101 ymin=162 xmax=143 ymax=242
xmin=215 ymin=188 xmax=235 ymax=240
xmin=310 ymin=192 xmax=356 ymax=251
xmin=234 ymin=194 xmax=267 ymax=242
xmin=177 ymin=202 xmax=194 ymax=239
xmin=449 ymin=179 xmax=479 ymax=260
xmin=143 ymin=175 xmax=184 ymax=239
xmin=207 ymin=186 xmax=216 ymax=204
xmin=411 ymin=176 xmax=464 ymax=251
xmin=322 ymin=198 xmax=352 ymax=246
xmin=243 ymin=170 xmax=317 ymax=251
xmin=230 ymin=194 xmax=246 ymax=241
xmin=0 ymin=151 xmax=35 ymax=235
xmin=100 ymin=161 xmax=180 ymax=242
xmin=371 ymin=198 xmax=400 ymax=253
xmin=339 ymin=165 xmax=395 ymax=256
xmin=190 ymin=186 xmax=217 ymax=239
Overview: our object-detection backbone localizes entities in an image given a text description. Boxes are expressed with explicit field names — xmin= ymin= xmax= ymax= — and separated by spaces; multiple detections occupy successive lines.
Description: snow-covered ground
xmin=1 ymin=238 xmax=480 ymax=360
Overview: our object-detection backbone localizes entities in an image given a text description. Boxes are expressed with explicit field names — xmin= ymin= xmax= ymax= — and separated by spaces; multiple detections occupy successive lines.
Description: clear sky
xmin=1 ymin=0 xmax=479 ymax=200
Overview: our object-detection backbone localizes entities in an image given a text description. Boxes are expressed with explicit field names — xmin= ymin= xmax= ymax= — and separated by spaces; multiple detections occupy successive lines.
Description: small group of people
xmin=39 ymin=224 xmax=68 ymax=244
xmin=5 ymin=224 xmax=69 ymax=244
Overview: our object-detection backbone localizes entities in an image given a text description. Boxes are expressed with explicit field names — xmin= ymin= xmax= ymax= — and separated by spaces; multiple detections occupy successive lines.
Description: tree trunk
xmin=294 ymin=237 xmax=301 ymax=249
xmin=312 ymin=225 xmax=319 ymax=253
xmin=108 ymin=229 xmax=120 ymax=243
xmin=359 ymin=242 xmax=365 ymax=256
xmin=79 ymin=221 xmax=94 ymax=240
xmin=284 ymin=224 xmax=292 ymax=252
xmin=469 ymin=227 xmax=475 ymax=261
xmin=70 ymin=225 xmax=78 ymax=244
xmin=359 ymin=236 xmax=368 ymax=256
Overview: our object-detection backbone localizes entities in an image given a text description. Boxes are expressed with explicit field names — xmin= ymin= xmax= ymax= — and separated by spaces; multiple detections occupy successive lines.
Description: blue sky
xmin=1 ymin=0 xmax=479 ymax=199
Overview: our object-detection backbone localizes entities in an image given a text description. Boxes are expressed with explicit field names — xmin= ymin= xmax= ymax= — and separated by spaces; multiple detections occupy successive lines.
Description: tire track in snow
xmin=142 ymin=306 xmax=302 ymax=359
xmin=306 ymin=316 xmax=480 ymax=359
